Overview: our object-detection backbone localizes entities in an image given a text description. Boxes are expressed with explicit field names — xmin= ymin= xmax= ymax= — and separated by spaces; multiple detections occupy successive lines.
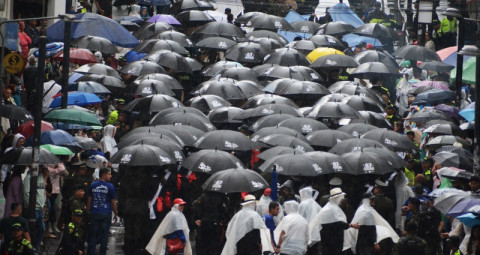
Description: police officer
xmin=440 ymin=15 xmax=457 ymax=48
xmin=7 ymin=223 xmax=34 ymax=255
xmin=365 ymin=2 xmax=387 ymax=23
xmin=392 ymin=222 xmax=429 ymax=255
xmin=106 ymin=99 xmax=125 ymax=125
xmin=56 ymin=209 xmax=85 ymax=255
xmin=373 ymin=180 xmax=395 ymax=227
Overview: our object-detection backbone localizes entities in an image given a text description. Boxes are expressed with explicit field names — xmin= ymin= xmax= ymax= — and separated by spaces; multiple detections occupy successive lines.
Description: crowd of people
xmin=0 ymin=0 xmax=478 ymax=254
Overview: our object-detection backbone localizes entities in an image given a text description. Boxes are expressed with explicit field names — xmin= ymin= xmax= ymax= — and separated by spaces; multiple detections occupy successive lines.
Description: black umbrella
xmin=75 ymin=136 xmax=99 ymax=150
xmin=258 ymin=65 xmax=323 ymax=82
xmin=118 ymin=60 xmax=167 ymax=77
xmin=350 ymin=62 xmax=400 ymax=79
xmin=309 ymin=35 xmax=346 ymax=50
xmin=408 ymin=86 xmax=435 ymax=96
xmin=190 ymin=21 xmax=246 ymax=40
xmin=363 ymin=147 xmax=406 ymax=169
xmin=150 ymin=31 xmax=194 ymax=48
xmin=72 ymin=35 xmax=119 ymax=54
xmin=246 ymin=14 xmax=294 ymax=31
xmin=304 ymin=151 xmax=350 ymax=174
xmin=0 ymin=105 xmax=33 ymax=121
xmin=438 ymin=145 xmax=473 ymax=159
xmin=149 ymin=107 xmax=208 ymax=120
xmin=264 ymin=78 xmax=330 ymax=101
xmin=186 ymin=57 xmax=203 ymax=72
xmin=183 ymin=149 xmax=245 ymax=174
xmin=411 ymin=89 xmax=455 ymax=106
xmin=242 ymin=95 xmax=299 ymax=109
xmin=118 ymin=129 xmax=183 ymax=148
xmin=192 ymin=79 xmax=247 ymax=103
xmin=250 ymin=126 xmax=304 ymax=143
xmin=110 ymin=144 xmax=176 ymax=166
xmin=258 ymin=134 xmax=314 ymax=152
xmin=230 ymin=80 xmax=264 ymax=98
xmin=329 ymin=84 xmax=382 ymax=103
xmin=120 ymin=20 xmax=141 ymax=31
xmin=341 ymin=95 xmax=384 ymax=113
xmin=257 ymin=146 xmax=305 ymax=160
xmin=252 ymin=38 xmax=285 ymax=52
xmin=337 ymin=123 xmax=380 ymax=137
xmin=316 ymin=21 xmax=355 ymax=36
xmin=175 ymin=10 xmax=215 ymax=27
xmin=202 ymin=167 xmax=269 ymax=193
xmin=393 ymin=45 xmax=441 ymax=62
xmin=202 ymin=61 xmax=243 ymax=78
xmin=133 ymin=73 xmax=184 ymax=92
xmin=362 ymin=128 xmax=416 ymax=152
xmin=196 ymin=37 xmax=237 ymax=51
xmin=2 ymin=147 xmax=60 ymax=165
xmin=306 ymin=102 xmax=361 ymax=120
xmin=313 ymin=94 xmax=350 ymax=106
xmin=419 ymin=61 xmax=455 ymax=72
xmin=310 ymin=54 xmax=359 ymax=69
xmin=238 ymin=103 xmax=302 ymax=119
xmin=423 ymin=123 xmax=463 ymax=136
xmin=75 ymin=63 xmax=121 ymax=79
xmin=76 ymin=74 xmax=125 ymax=90
xmin=353 ymin=23 xmax=396 ymax=43
xmin=150 ymin=111 xmax=216 ymax=132
xmin=134 ymin=80 xmax=176 ymax=96
xmin=147 ymin=40 xmax=189 ymax=55
xmin=129 ymin=137 xmax=186 ymax=162
xmin=225 ymin=42 xmax=268 ymax=64
xmin=341 ymin=151 xmax=396 ymax=175
xmin=188 ymin=95 xmax=232 ymax=114
xmin=329 ymin=138 xmax=386 ymax=154
xmin=263 ymin=48 xmax=310 ymax=67
xmin=195 ymin=130 xmax=255 ymax=151
xmin=245 ymin=30 xmax=289 ymax=45
xmin=291 ymin=20 xmax=321 ymax=34
xmin=249 ymin=114 xmax=297 ymax=132
xmin=145 ymin=50 xmax=192 ymax=73
xmin=208 ymin=106 xmax=245 ymax=127
xmin=156 ymin=124 xmax=206 ymax=147
xmin=306 ymin=130 xmax=354 ymax=150
xmin=278 ymin=117 xmax=329 ymax=135
xmin=133 ymin=22 xmax=175 ymax=40
xmin=288 ymin=40 xmax=317 ymax=52
xmin=355 ymin=111 xmax=392 ymax=128
xmin=217 ymin=67 xmax=259 ymax=83
xmin=123 ymin=94 xmax=183 ymax=113
xmin=426 ymin=135 xmax=471 ymax=150
xmin=179 ymin=0 xmax=214 ymax=11
xmin=236 ymin=12 xmax=264 ymax=24
xmin=408 ymin=108 xmax=449 ymax=123
xmin=69 ymin=81 xmax=111 ymax=95
xmin=433 ymin=151 xmax=473 ymax=170
xmin=354 ymin=50 xmax=399 ymax=72
xmin=259 ymin=154 xmax=333 ymax=176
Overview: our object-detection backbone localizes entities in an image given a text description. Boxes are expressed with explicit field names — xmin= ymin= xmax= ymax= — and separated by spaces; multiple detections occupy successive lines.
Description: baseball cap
xmin=11 ymin=223 xmax=23 ymax=231
xmin=73 ymin=209 xmax=85 ymax=216
xmin=174 ymin=198 xmax=187 ymax=205
xmin=263 ymin=188 xmax=271 ymax=196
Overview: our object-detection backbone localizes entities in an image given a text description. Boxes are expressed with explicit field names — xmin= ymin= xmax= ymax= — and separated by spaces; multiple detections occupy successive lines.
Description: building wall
xmin=0 ymin=0 xmax=68 ymax=21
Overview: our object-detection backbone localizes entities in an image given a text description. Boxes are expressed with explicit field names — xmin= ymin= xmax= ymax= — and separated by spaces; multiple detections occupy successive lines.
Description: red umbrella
xmin=15 ymin=120 xmax=54 ymax=139
xmin=53 ymin=48 xmax=98 ymax=65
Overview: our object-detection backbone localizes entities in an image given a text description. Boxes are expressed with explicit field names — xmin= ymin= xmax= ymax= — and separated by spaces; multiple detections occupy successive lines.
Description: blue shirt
xmin=87 ymin=180 xmax=116 ymax=214
xmin=263 ymin=214 xmax=276 ymax=246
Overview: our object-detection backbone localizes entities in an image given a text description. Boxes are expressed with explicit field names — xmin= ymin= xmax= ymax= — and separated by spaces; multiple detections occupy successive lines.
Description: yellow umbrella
xmin=307 ymin=47 xmax=344 ymax=62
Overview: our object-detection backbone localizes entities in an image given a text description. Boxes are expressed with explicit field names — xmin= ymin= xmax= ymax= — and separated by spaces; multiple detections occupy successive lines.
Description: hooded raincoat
xmin=309 ymin=193 xmax=347 ymax=245
xmin=394 ymin=171 xmax=414 ymax=230
xmin=274 ymin=201 xmax=309 ymax=255
xmin=1 ymin=134 xmax=25 ymax=182
xmin=298 ymin=187 xmax=322 ymax=223
xmin=100 ymin=125 xmax=117 ymax=157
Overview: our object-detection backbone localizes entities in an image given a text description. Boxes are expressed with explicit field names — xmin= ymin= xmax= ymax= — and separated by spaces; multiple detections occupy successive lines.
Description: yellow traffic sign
xmin=3 ymin=52 xmax=24 ymax=74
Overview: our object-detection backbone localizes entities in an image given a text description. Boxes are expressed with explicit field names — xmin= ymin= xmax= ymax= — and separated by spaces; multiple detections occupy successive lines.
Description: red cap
xmin=366 ymin=43 xmax=374 ymax=49
xmin=264 ymin=188 xmax=271 ymax=196
xmin=174 ymin=198 xmax=187 ymax=205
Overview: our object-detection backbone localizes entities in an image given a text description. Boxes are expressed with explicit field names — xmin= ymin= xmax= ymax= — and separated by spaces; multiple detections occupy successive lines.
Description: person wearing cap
xmin=221 ymin=194 xmax=271 ymax=255
xmin=392 ymin=222 xmax=429 ymax=255
xmin=6 ymin=223 xmax=33 ymax=255
xmin=373 ymin=180 xmax=395 ymax=228
xmin=146 ymin=198 xmax=192 ymax=255
xmin=106 ymin=99 xmax=125 ymax=125
xmin=0 ymin=203 xmax=31 ymax=254
xmin=273 ymin=201 xmax=308 ymax=255
xmin=421 ymin=157 xmax=434 ymax=191
xmin=62 ymin=184 xmax=87 ymax=227
xmin=56 ymin=209 xmax=85 ymax=255
xmin=309 ymin=188 xmax=360 ymax=254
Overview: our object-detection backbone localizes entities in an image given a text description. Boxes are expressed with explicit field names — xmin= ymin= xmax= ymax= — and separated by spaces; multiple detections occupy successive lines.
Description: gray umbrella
xmin=202 ymin=167 xmax=269 ymax=193
xmin=72 ymin=35 xmax=119 ymax=54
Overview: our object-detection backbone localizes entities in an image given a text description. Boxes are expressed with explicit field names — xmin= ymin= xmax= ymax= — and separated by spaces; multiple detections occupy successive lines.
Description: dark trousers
xmin=88 ymin=212 xmax=111 ymax=255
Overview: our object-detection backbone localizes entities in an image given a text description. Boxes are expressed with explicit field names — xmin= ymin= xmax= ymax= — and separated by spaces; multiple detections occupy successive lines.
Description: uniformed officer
xmin=106 ymin=98 xmax=125 ymax=125
xmin=56 ymin=209 xmax=85 ymax=255
xmin=392 ymin=222 xmax=429 ymax=255
xmin=7 ymin=223 xmax=34 ymax=255
xmin=373 ymin=180 xmax=395 ymax=227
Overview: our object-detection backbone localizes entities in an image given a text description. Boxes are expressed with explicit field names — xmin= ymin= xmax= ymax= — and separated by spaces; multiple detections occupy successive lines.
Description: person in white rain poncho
xmin=100 ymin=125 xmax=117 ymax=159
xmin=146 ymin=198 xmax=192 ymax=255
xmin=222 ymin=194 xmax=273 ymax=255
xmin=309 ymin=188 xmax=359 ymax=255
xmin=274 ymin=201 xmax=308 ymax=255
xmin=394 ymin=171 xmax=414 ymax=231
xmin=298 ymin=186 xmax=322 ymax=223
xmin=256 ymin=188 xmax=283 ymax=224
xmin=344 ymin=193 xmax=399 ymax=255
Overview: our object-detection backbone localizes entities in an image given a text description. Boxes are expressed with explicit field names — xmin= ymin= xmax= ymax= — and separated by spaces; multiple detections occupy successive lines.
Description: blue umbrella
xmin=271 ymin=165 xmax=278 ymax=201
xmin=25 ymin=129 xmax=82 ymax=152
xmin=125 ymin=50 xmax=147 ymax=63
xmin=460 ymin=108 xmax=474 ymax=122
xmin=342 ymin=33 xmax=383 ymax=47
xmin=146 ymin=14 xmax=180 ymax=25
xmin=457 ymin=213 xmax=480 ymax=228
xmin=411 ymin=89 xmax=455 ymax=106
xmin=46 ymin=13 xmax=139 ymax=48
xmin=49 ymin=92 xmax=102 ymax=108
xmin=68 ymin=72 xmax=85 ymax=84
xmin=448 ymin=198 xmax=480 ymax=217
xmin=328 ymin=3 xmax=364 ymax=28
xmin=34 ymin=42 xmax=64 ymax=57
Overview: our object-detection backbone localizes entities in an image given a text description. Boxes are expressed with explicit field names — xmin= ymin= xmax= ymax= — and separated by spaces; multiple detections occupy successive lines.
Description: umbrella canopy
xmin=190 ymin=21 xmax=246 ymax=40
xmin=329 ymin=137 xmax=386 ymax=154
xmin=246 ymin=14 xmax=294 ymax=31
xmin=448 ymin=198 xmax=480 ymax=217
xmin=188 ymin=95 xmax=232 ymax=114
xmin=75 ymin=63 xmax=122 ymax=79
xmin=50 ymin=92 xmax=102 ymax=108
xmin=341 ymin=150 xmax=396 ymax=175
xmin=69 ymin=81 xmax=111 ymax=95
xmin=341 ymin=95 xmax=384 ymax=113
xmin=155 ymin=124 xmax=205 ymax=147
xmin=307 ymin=102 xmax=361 ymax=120
xmin=337 ymin=123 xmax=380 ymax=137
xmin=316 ymin=21 xmax=355 ymax=36
xmin=250 ymin=126 xmax=304 ymax=143
xmin=110 ymin=144 xmax=176 ymax=166
xmin=408 ymin=108 xmax=449 ymax=123
xmin=306 ymin=130 xmax=354 ymax=150
xmin=257 ymin=146 xmax=305 ymax=160
xmin=176 ymin=10 xmax=215 ymax=27
xmin=438 ymin=145 xmax=473 ymax=159
xmin=150 ymin=30 xmax=194 ymax=48
xmin=263 ymin=48 xmax=310 ymax=67
xmin=363 ymin=147 xmax=406 ymax=169
xmin=434 ymin=189 xmax=471 ymax=214
xmin=225 ymin=42 xmax=268 ymax=64
xmin=183 ymin=149 xmax=245 ymax=174
xmin=362 ymin=128 xmax=416 ymax=152
xmin=15 ymin=121 xmax=53 ymax=139
xmin=150 ymin=112 xmax=215 ymax=132
xmin=148 ymin=40 xmax=190 ymax=56
xmin=258 ymin=134 xmax=314 ymax=152
xmin=423 ymin=123 xmax=463 ymax=136
xmin=437 ymin=167 xmax=474 ymax=181
xmin=40 ymin=144 xmax=74 ymax=155
xmin=133 ymin=22 xmax=176 ymax=40
xmin=259 ymin=154 xmax=335 ymax=176
xmin=44 ymin=108 xmax=101 ymax=126
xmin=350 ymin=62 xmax=400 ymax=79
xmin=119 ymin=60 xmax=168 ymax=77
xmin=216 ymin=68 xmax=259 ymax=83
xmin=128 ymin=137 xmax=185 ymax=161
xmin=202 ymin=61 xmax=243 ymax=77
xmin=353 ymin=50 xmax=399 ymax=72
xmin=426 ymin=135 xmax=471 ymax=150
xmin=192 ymin=79 xmax=247 ymax=103
xmin=264 ymin=79 xmax=330 ymax=100
xmin=291 ymin=20 xmax=321 ymax=34
xmin=25 ymin=129 xmax=82 ymax=152
xmin=355 ymin=111 xmax=392 ymax=129
xmin=278 ymin=117 xmax=329 ymax=135
xmin=433 ymin=151 xmax=473 ymax=170
xmin=457 ymin=213 xmax=480 ymax=228
xmin=419 ymin=61 xmax=455 ymax=73
xmin=179 ymin=0 xmax=214 ymax=11
xmin=411 ymin=89 xmax=455 ymax=106
xmin=2 ymin=147 xmax=60 ymax=165
xmin=196 ymin=37 xmax=237 ymax=51
xmin=71 ymin=35 xmax=119 ymax=54
xmin=450 ymin=57 xmax=476 ymax=84
xmin=288 ymin=40 xmax=317 ymax=52
xmin=307 ymin=47 xmax=344 ymax=62
xmin=249 ymin=114 xmax=297 ymax=132
xmin=329 ymin=84 xmax=382 ymax=104
xmin=134 ymin=80 xmax=176 ymax=96
xmin=145 ymin=50 xmax=192 ymax=73
xmin=137 ymin=0 xmax=171 ymax=6
xmin=238 ymin=103 xmax=301 ymax=119
xmin=235 ymin=12 xmax=263 ymax=24
xmin=258 ymin=65 xmax=323 ymax=82
xmin=0 ymin=105 xmax=33 ymax=121
xmin=133 ymin=73 xmax=184 ymax=92
xmin=202 ymin=167 xmax=269 ymax=193
xmin=392 ymin=45 xmax=441 ymax=62
xmin=245 ymin=30 xmax=289 ymax=45
xmin=413 ymin=80 xmax=450 ymax=91
xmin=75 ymin=136 xmax=99 ymax=150
xmin=146 ymin=14 xmax=181 ymax=25
xmin=310 ymin=54 xmax=359 ymax=69
xmin=208 ymin=107 xmax=245 ymax=127
xmin=53 ymin=48 xmax=98 ymax=65
xmin=46 ymin=13 xmax=139 ymax=48
xmin=194 ymin=130 xmax=254 ymax=151
xmin=309 ymin=35 xmax=346 ymax=50
xmin=123 ymin=94 xmax=183 ymax=114
xmin=352 ymin=23 xmax=396 ymax=43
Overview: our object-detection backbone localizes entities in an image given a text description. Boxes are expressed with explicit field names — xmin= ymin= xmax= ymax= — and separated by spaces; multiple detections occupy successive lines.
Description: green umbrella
xmin=40 ymin=144 xmax=74 ymax=155
xmin=44 ymin=109 xmax=102 ymax=126
xmin=450 ymin=57 xmax=476 ymax=84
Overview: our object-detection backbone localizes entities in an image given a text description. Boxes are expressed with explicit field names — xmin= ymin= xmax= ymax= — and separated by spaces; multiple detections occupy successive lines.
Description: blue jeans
xmin=88 ymin=212 xmax=111 ymax=255
xmin=33 ymin=209 xmax=45 ymax=251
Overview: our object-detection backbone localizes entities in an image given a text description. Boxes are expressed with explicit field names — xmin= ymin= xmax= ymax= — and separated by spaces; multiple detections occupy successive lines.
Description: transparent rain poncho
xmin=298 ymin=186 xmax=322 ymax=223
xmin=274 ymin=201 xmax=309 ymax=255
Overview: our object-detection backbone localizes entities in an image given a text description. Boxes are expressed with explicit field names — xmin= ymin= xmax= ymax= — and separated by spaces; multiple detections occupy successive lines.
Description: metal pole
xmin=455 ymin=18 xmax=465 ymax=107
xmin=475 ymin=26 xmax=480 ymax=174
xmin=61 ymin=19 xmax=71 ymax=109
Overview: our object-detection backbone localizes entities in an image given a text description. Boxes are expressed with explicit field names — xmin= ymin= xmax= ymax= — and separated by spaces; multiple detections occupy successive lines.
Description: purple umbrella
xmin=434 ymin=104 xmax=462 ymax=120
xmin=413 ymin=80 xmax=450 ymax=91
xmin=146 ymin=14 xmax=181 ymax=25
xmin=447 ymin=198 xmax=480 ymax=217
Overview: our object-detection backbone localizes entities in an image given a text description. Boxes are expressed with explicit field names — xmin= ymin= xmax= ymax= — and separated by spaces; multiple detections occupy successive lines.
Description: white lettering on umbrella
xmin=295 ymin=145 xmax=305 ymax=152
xmin=326 ymin=37 xmax=337 ymax=43
xmin=276 ymin=165 xmax=284 ymax=172
xmin=218 ymin=41 xmax=227 ymax=48
xmin=198 ymin=162 xmax=212 ymax=173
xmin=142 ymin=87 xmax=153 ymax=94
xmin=302 ymin=124 xmax=312 ymax=133
xmin=225 ymin=141 xmax=239 ymax=149
xmin=312 ymin=163 xmax=323 ymax=173
xmin=159 ymin=155 xmax=171 ymax=163
xmin=211 ymin=100 xmax=222 ymax=108
xmin=262 ymin=135 xmax=272 ymax=142
xmin=332 ymin=162 xmax=343 ymax=172
xmin=212 ymin=180 xmax=223 ymax=190
xmin=251 ymin=181 xmax=264 ymax=188
xmin=172 ymin=102 xmax=180 ymax=107
xmin=274 ymin=21 xmax=283 ymax=29
xmin=310 ymin=73 xmax=319 ymax=79
xmin=251 ymin=135 xmax=260 ymax=142
xmin=363 ymin=163 xmax=375 ymax=173
xmin=384 ymin=138 xmax=398 ymax=146
xmin=173 ymin=122 xmax=183 ymax=126
xmin=326 ymin=59 xmax=337 ymax=66
xmin=262 ymin=108 xmax=274 ymax=114
xmin=352 ymin=146 xmax=362 ymax=151
xmin=336 ymin=138 xmax=343 ymax=144
xmin=245 ymin=52 xmax=255 ymax=60
xmin=174 ymin=151 xmax=183 ymax=161
xmin=120 ymin=154 xmax=132 ymax=164
xmin=352 ymin=131 xmax=359 ymax=137
xmin=300 ymin=25 xmax=310 ymax=33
